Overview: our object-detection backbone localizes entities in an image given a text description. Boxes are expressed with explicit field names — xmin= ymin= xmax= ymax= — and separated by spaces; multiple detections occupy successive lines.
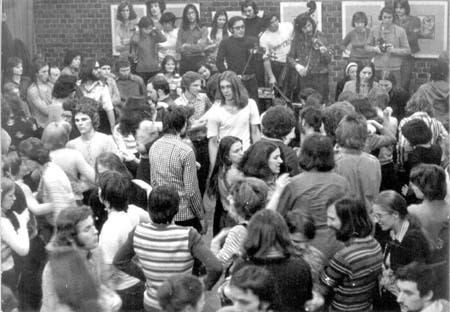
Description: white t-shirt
xmin=206 ymin=99 xmax=260 ymax=151
xmin=99 ymin=205 xmax=149 ymax=290
xmin=259 ymin=22 xmax=294 ymax=63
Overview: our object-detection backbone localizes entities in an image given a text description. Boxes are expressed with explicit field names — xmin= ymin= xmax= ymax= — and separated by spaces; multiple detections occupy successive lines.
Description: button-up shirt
xmin=149 ymin=134 xmax=204 ymax=221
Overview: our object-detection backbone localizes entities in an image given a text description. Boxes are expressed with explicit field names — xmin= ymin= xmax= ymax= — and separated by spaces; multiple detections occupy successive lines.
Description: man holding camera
xmin=366 ymin=6 xmax=410 ymax=87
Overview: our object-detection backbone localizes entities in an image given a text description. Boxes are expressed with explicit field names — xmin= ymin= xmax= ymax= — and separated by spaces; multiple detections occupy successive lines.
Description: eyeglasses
xmin=233 ymin=25 xmax=245 ymax=30
xmin=370 ymin=212 xmax=390 ymax=221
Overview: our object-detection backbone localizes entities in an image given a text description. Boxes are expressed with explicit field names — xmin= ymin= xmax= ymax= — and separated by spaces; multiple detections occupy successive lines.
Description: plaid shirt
xmin=149 ymin=134 xmax=204 ymax=221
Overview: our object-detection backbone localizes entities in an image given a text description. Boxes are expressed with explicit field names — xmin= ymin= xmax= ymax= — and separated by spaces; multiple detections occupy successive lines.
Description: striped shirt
xmin=134 ymin=223 xmax=193 ymax=310
xmin=130 ymin=223 xmax=222 ymax=311
xmin=318 ymin=236 xmax=383 ymax=312
xmin=149 ymin=134 xmax=204 ymax=221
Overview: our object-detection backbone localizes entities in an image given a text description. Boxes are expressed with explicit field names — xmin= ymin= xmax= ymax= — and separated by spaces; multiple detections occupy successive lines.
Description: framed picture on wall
xmin=341 ymin=1 xmax=384 ymax=40
xmin=111 ymin=4 xmax=146 ymax=56
xmin=409 ymin=1 xmax=448 ymax=58
xmin=211 ymin=10 xmax=264 ymax=19
xmin=280 ymin=2 xmax=322 ymax=31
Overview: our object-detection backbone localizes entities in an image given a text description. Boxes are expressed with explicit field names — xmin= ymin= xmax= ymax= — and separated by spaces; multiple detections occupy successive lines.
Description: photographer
xmin=365 ymin=6 xmax=410 ymax=88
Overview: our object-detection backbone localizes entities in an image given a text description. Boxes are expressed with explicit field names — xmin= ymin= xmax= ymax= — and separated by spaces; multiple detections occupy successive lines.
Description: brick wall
xmin=34 ymin=0 xmax=445 ymax=100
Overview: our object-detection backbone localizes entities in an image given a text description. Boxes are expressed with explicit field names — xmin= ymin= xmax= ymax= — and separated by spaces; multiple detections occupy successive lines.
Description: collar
xmin=82 ymin=80 xmax=103 ymax=93
xmin=390 ymin=219 xmax=409 ymax=243
xmin=180 ymin=92 xmax=201 ymax=104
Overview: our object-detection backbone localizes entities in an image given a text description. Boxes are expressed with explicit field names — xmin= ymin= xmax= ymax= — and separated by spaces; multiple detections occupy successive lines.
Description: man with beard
xmin=79 ymin=59 xmax=116 ymax=135
xmin=287 ymin=13 xmax=331 ymax=102
xmin=318 ymin=198 xmax=383 ymax=312
xmin=396 ymin=262 xmax=450 ymax=312
xmin=116 ymin=59 xmax=146 ymax=108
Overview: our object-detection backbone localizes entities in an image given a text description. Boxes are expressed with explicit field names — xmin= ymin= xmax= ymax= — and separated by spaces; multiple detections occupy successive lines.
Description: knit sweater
xmin=318 ymin=236 xmax=383 ymax=312
xmin=114 ymin=223 xmax=222 ymax=311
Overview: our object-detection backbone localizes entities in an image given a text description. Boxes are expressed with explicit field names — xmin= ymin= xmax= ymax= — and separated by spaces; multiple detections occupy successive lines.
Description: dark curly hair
xmin=240 ymin=141 xmax=279 ymax=182
xmin=261 ymin=106 xmax=295 ymax=140
xmin=74 ymin=97 xmax=101 ymax=131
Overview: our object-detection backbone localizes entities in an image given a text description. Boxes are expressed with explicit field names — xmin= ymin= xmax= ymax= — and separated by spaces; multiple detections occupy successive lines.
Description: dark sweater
xmin=232 ymin=255 xmax=313 ymax=312
xmin=244 ymin=16 xmax=264 ymax=37
xmin=405 ymin=144 xmax=442 ymax=178
xmin=216 ymin=36 xmax=258 ymax=75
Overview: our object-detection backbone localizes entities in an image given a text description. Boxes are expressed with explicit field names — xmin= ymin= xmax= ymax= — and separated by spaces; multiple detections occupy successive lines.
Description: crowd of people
xmin=1 ymin=0 xmax=449 ymax=311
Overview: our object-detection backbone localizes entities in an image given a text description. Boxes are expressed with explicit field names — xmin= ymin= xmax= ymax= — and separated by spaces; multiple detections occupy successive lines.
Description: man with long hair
xmin=318 ymin=198 xmax=383 ymax=311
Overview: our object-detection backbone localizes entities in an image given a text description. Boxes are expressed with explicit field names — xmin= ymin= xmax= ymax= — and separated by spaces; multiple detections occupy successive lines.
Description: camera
xmin=377 ymin=38 xmax=392 ymax=53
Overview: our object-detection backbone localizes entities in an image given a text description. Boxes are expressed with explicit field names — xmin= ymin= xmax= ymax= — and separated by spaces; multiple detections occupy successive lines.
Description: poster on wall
xmin=341 ymin=1 xmax=384 ymax=40
xmin=409 ymin=1 xmax=448 ymax=58
xmin=111 ymin=3 xmax=200 ymax=56
xmin=211 ymin=10 xmax=264 ymax=19
xmin=111 ymin=4 xmax=146 ymax=56
xmin=280 ymin=2 xmax=322 ymax=31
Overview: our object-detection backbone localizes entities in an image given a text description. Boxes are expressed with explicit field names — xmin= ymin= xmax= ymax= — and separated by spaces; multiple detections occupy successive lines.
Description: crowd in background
xmin=1 ymin=0 xmax=450 ymax=311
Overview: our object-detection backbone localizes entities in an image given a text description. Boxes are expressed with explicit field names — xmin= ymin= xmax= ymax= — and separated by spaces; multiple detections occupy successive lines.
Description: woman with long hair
xmin=342 ymin=62 xmax=379 ymax=98
xmin=207 ymin=136 xmax=244 ymax=235
xmin=131 ymin=16 xmax=166 ymax=83
xmin=372 ymin=190 xmax=430 ymax=310
xmin=231 ymin=209 xmax=313 ymax=311
xmin=1 ymin=177 xmax=30 ymax=291
xmin=176 ymin=4 xmax=209 ymax=74
xmin=207 ymin=71 xmax=261 ymax=169
xmin=61 ymin=50 xmax=82 ymax=79
xmin=159 ymin=55 xmax=181 ymax=97
xmin=3 ymin=56 xmax=31 ymax=101
xmin=211 ymin=177 xmax=268 ymax=270
xmin=207 ymin=10 xmax=229 ymax=71
xmin=239 ymin=140 xmax=283 ymax=189
xmin=114 ymin=1 xmax=138 ymax=60
xmin=27 ymin=57 xmax=52 ymax=129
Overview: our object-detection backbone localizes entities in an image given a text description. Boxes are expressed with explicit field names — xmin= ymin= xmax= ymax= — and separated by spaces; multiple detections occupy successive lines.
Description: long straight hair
xmin=217 ymin=71 xmax=249 ymax=108
xmin=206 ymin=136 xmax=242 ymax=197
xmin=210 ymin=10 xmax=229 ymax=41
xmin=243 ymin=209 xmax=294 ymax=260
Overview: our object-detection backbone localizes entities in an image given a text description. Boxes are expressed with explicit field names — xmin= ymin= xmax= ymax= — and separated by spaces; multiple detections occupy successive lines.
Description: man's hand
xmin=295 ymin=64 xmax=308 ymax=77
xmin=319 ymin=46 xmax=328 ymax=54
xmin=269 ymin=75 xmax=277 ymax=86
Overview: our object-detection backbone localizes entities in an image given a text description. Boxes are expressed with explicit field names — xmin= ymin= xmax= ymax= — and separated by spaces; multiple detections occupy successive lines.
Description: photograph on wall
xmin=409 ymin=1 xmax=447 ymax=58
xmin=341 ymin=1 xmax=384 ymax=40
xmin=111 ymin=4 xmax=146 ymax=56
xmin=280 ymin=2 xmax=322 ymax=31
xmin=211 ymin=10 xmax=264 ymax=19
